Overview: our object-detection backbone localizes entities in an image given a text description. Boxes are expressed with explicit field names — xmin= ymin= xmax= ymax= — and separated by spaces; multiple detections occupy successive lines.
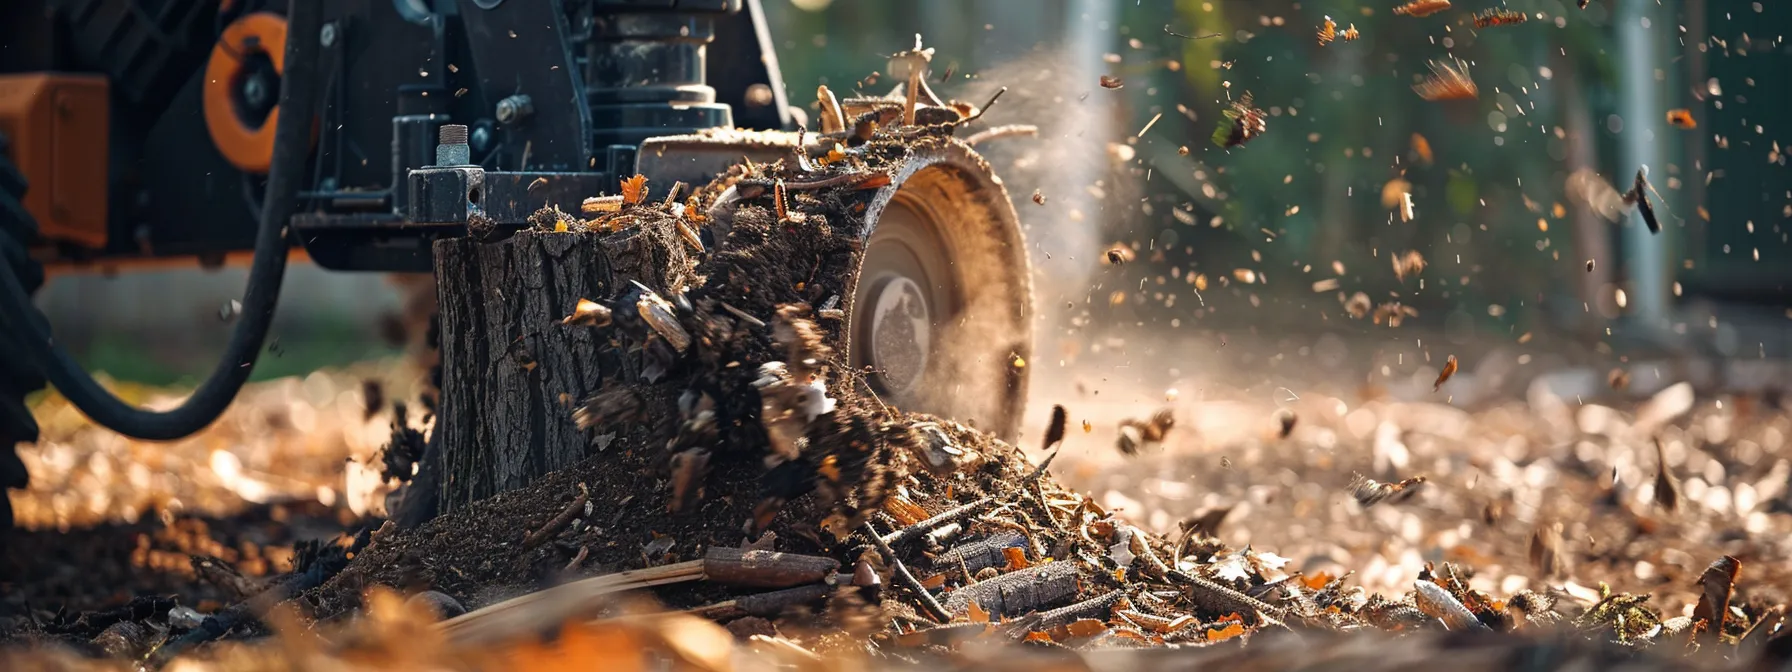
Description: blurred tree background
xmin=761 ymin=0 xmax=1790 ymax=361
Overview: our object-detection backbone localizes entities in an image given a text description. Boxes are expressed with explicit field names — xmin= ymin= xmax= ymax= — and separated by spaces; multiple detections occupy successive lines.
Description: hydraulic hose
xmin=0 ymin=0 xmax=321 ymax=441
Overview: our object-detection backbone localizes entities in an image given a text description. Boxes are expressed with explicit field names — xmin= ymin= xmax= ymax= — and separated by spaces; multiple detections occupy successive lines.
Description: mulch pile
xmin=4 ymin=96 xmax=1791 ymax=670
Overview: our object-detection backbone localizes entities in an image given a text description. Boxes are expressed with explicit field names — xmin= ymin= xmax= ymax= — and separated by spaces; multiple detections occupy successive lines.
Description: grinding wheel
xmin=847 ymin=142 xmax=1032 ymax=440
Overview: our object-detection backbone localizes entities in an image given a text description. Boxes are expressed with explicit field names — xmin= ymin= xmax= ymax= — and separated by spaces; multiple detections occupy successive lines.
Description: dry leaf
xmin=1099 ymin=75 xmax=1124 ymax=89
xmin=1434 ymin=355 xmax=1458 ymax=392
xmin=1654 ymin=438 xmax=1682 ymax=513
xmin=967 ymin=600 xmax=991 ymax=624
xmin=1023 ymin=631 xmax=1054 ymax=644
xmin=620 ymin=174 xmax=649 ymax=205
xmin=1043 ymin=405 xmax=1068 ymax=451
xmin=1692 ymin=555 xmax=1740 ymax=644
xmin=1529 ymin=523 xmax=1562 ymax=578
xmin=1002 ymin=546 xmax=1032 ymax=571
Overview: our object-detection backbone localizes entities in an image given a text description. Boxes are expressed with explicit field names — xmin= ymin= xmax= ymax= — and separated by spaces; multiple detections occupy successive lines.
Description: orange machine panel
xmin=0 ymin=74 xmax=111 ymax=250
xmin=204 ymin=12 xmax=288 ymax=174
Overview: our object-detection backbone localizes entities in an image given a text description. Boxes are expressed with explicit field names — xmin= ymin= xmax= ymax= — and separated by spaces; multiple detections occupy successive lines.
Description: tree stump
xmin=432 ymin=228 xmax=689 ymax=513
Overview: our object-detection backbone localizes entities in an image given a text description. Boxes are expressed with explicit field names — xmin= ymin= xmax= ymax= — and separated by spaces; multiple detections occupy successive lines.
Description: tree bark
xmin=432 ymin=228 xmax=687 ymax=513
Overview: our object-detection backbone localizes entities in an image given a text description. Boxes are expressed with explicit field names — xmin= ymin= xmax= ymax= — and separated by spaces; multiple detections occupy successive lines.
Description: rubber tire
xmin=0 ymin=131 xmax=48 ymax=529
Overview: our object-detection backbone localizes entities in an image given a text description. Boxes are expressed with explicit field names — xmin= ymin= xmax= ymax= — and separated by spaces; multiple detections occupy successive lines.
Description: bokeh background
xmin=32 ymin=0 xmax=1791 ymax=389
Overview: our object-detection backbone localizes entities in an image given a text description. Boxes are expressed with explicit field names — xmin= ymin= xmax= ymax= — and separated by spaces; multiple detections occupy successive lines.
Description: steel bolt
xmin=495 ymin=95 xmax=534 ymax=125
xmin=242 ymin=74 xmax=270 ymax=110
xmin=436 ymin=124 xmax=471 ymax=166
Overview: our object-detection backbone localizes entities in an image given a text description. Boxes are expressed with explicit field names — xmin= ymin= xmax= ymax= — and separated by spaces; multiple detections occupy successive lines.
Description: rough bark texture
xmin=433 ymin=228 xmax=687 ymax=513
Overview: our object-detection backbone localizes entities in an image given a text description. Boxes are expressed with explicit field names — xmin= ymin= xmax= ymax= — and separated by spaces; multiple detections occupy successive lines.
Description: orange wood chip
xmin=1002 ymin=546 xmax=1031 ymax=571
xmin=1066 ymin=619 xmax=1107 ymax=638
xmin=1206 ymin=621 xmax=1246 ymax=642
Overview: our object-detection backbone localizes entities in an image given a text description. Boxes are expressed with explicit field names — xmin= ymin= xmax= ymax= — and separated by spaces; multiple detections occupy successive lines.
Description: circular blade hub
xmin=868 ymin=276 xmax=931 ymax=396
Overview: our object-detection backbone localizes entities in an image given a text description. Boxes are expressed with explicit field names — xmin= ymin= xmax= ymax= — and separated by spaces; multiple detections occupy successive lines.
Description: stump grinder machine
xmin=0 ymin=0 xmax=1033 ymax=527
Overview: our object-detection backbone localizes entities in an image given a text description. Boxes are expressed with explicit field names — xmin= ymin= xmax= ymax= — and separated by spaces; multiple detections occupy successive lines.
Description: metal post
xmin=1617 ymin=0 xmax=1669 ymax=329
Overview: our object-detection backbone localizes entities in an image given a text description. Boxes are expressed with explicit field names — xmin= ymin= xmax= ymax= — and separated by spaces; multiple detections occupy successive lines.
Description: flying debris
xmin=1393 ymin=0 xmax=1452 ymax=18
xmin=1117 ymin=408 xmax=1175 ymax=456
xmin=1099 ymin=75 xmax=1124 ymax=89
xmin=1666 ymin=109 xmax=1697 ymax=129
xmin=1318 ymin=16 xmax=1337 ymax=46
xmin=1212 ymin=93 xmax=1268 ymax=148
xmin=1350 ymin=474 xmax=1427 ymax=508
xmin=1472 ymin=9 xmax=1528 ymax=28
xmin=1653 ymin=438 xmax=1681 ymax=512
xmin=1622 ymin=169 xmax=1661 ymax=234
xmin=1414 ymin=59 xmax=1478 ymax=101
xmin=1433 ymin=355 xmax=1458 ymax=392
xmin=1043 ymin=405 xmax=1068 ymax=451
xmin=1392 ymin=250 xmax=1426 ymax=282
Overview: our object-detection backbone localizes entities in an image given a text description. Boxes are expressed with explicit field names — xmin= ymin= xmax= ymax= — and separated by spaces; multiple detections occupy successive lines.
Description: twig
xmin=719 ymin=301 xmax=767 ymax=328
xmin=956 ymin=87 xmax=1007 ymax=126
xmin=964 ymin=124 xmax=1039 ymax=146
xmin=1024 ymin=448 xmax=1061 ymax=483
xmin=438 ymin=560 xmax=707 ymax=643
xmin=880 ymin=497 xmax=997 ymax=547
xmin=154 ymin=530 xmax=372 ymax=663
xmin=702 ymin=547 xmax=840 ymax=588
xmin=1004 ymin=589 xmax=1125 ymax=632
xmin=864 ymin=521 xmax=952 ymax=623
xmin=1168 ymin=568 xmax=1285 ymax=621
xmin=1126 ymin=525 xmax=1175 ymax=579
xmin=564 ymin=545 xmax=590 ymax=572
xmin=523 ymin=483 xmax=588 ymax=550
xmin=688 ymin=584 xmax=833 ymax=620
xmin=1164 ymin=25 xmax=1222 ymax=39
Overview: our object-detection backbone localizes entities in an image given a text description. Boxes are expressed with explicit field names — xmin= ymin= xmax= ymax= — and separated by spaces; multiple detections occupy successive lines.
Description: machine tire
xmin=0 ymin=131 xmax=48 ymax=529
xmin=846 ymin=140 xmax=1033 ymax=440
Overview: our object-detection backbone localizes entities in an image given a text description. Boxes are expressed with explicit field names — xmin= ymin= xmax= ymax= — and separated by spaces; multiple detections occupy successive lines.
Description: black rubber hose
xmin=0 ymin=0 xmax=321 ymax=441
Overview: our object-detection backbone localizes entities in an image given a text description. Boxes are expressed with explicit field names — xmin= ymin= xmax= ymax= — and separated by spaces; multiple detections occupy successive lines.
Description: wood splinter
xmin=880 ymin=497 xmax=997 ymax=547
xmin=522 ymin=483 xmax=589 ymax=550
xmin=865 ymin=521 xmax=952 ymax=623
xmin=437 ymin=546 xmax=841 ymax=643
